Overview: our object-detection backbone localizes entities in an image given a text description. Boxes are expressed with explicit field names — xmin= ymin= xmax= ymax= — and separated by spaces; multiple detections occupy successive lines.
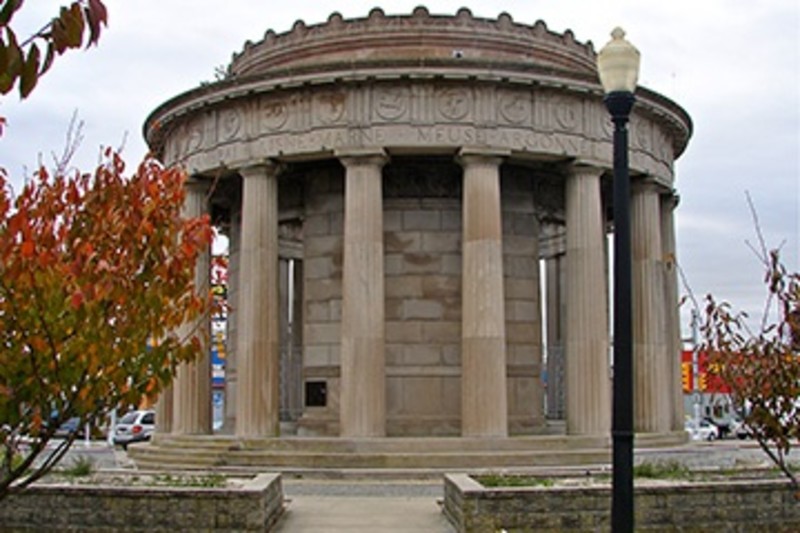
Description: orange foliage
xmin=0 ymin=150 xmax=214 ymax=495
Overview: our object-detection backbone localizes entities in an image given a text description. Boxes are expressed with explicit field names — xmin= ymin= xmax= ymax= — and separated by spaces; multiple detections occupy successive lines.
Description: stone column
xmin=545 ymin=254 xmax=566 ymax=420
xmin=154 ymin=385 xmax=173 ymax=436
xmin=632 ymin=180 xmax=671 ymax=433
xmin=661 ymin=193 xmax=684 ymax=432
xmin=564 ymin=165 xmax=610 ymax=435
xmin=459 ymin=148 xmax=508 ymax=438
xmin=235 ymin=164 xmax=281 ymax=438
xmin=172 ymin=179 xmax=212 ymax=435
xmin=337 ymin=149 xmax=388 ymax=438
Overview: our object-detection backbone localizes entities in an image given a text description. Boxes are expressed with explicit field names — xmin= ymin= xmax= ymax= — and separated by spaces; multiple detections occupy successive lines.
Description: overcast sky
xmin=0 ymin=1 xmax=797 ymax=337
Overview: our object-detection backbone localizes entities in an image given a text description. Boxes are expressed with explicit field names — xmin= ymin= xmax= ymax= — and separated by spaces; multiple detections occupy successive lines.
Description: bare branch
xmin=51 ymin=110 xmax=84 ymax=175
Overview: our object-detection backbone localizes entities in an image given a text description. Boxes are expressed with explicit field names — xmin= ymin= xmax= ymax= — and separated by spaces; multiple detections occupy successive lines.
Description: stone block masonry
xmin=443 ymin=473 xmax=800 ymax=532
xmin=0 ymin=473 xmax=284 ymax=532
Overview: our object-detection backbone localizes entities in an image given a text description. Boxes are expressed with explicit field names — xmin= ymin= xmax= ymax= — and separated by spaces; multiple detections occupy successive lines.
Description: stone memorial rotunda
xmin=136 ymin=7 xmax=692 ymax=469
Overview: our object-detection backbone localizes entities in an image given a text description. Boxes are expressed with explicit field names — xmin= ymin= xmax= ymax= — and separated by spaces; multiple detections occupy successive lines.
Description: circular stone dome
xmin=229 ymin=7 xmax=597 ymax=79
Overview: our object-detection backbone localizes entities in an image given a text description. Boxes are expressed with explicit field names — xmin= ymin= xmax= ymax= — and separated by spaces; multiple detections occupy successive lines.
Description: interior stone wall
xmin=297 ymin=166 xmax=344 ymax=435
xmin=293 ymin=159 xmax=545 ymax=436
xmin=383 ymin=191 xmax=463 ymax=435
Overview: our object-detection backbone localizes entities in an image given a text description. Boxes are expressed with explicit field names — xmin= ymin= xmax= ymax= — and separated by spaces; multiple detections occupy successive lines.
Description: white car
xmin=113 ymin=410 xmax=155 ymax=449
xmin=685 ymin=419 xmax=719 ymax=441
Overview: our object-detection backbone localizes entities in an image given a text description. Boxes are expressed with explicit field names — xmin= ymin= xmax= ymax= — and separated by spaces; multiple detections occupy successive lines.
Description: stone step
xmin=151 ymin=433 xmax=616 ymax=454
xmin=129 ymin=445 xmax=611 ymax=471
xmin=128 ymin=432 xmax=686 ymax=472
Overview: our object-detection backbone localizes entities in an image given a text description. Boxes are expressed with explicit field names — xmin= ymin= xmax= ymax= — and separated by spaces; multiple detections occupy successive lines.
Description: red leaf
xmin=70 ymin=291 xmax=84 ymax=309
xmin=20 ymin=240 xmax=34 ymax=258
xmin=19 ymin=42 xmax=40 ymax=98
xmin=84 ymin=0 xmax=108 ymax=46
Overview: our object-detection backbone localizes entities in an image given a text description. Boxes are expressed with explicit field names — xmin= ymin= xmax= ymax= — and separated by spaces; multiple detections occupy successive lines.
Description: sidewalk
xmin=274 ymin=495 xmax=454 ymax=532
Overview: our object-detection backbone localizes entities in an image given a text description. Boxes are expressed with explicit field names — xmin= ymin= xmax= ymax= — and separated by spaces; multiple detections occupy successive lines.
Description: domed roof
xmin=229 ymin=7 xmax=597 ymax=80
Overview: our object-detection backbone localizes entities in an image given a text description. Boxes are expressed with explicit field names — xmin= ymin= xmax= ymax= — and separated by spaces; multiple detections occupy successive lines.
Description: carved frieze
xmin=164 ymin=79 xmax=677 ymax=183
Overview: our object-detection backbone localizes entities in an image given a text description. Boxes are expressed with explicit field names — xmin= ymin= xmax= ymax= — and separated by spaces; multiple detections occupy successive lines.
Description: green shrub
xmin=62 ymin=456 xmax=94 ymax=477
xmin=475 ymin=474 xmax=554 ymax=488
xmin=634 ymin=460 xmax=691 ymax=480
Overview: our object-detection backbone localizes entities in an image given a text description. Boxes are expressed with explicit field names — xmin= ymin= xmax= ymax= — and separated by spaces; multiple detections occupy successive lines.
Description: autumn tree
xmin=701 ymin=206 xmax=800 ymax=488
xmin=0 ymin=0 xmax=108 ymax=99
xmin=0 ymin=149 xmax=214 ymax=499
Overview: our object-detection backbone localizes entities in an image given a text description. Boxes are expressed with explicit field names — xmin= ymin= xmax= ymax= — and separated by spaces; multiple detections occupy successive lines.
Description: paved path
xmin=275 ymin=480 xmax=454 ymax=532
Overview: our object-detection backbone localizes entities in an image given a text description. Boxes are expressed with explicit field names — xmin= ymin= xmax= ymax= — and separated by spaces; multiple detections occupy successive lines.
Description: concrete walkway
xmin=274 ymin=480 xmax=455 ymax=532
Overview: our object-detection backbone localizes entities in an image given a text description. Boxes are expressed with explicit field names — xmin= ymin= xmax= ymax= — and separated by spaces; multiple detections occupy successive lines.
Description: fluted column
xmin=564 ymin=165 xmax=610 ymax=435
xmin=236 ymin=164 xmax=280 ymax=438
xmin=459 ymin=149 xmax=508 ymax=437
xmin=172 ymin=179 xmax=212 ymax=435
xmin=632 ymin=180 xmax=671 ymax=433
xmin=154 ymin=384 xmax=173 ymax=436
xmin=661 ymin=193 xmax=683 ymax=432
xmin=545 ymin=254 xmax=566 ymax=420
xmin=337 ymin=149 xmax=387 ymax=438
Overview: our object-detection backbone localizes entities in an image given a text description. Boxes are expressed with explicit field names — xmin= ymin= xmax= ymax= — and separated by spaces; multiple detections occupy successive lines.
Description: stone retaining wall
xmin=443 ymin=473 xmax=800 ymax=532
xmin=0 ymin=473 xmax=284 ymax=532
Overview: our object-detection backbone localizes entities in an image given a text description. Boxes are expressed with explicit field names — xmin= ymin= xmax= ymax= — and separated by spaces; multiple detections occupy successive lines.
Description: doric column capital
xmin=631 ymin=176 xmax=665 ymax=194
xmin=457 ymin=146 xmax=510 ymax=168
xmin=661 ymin=190 xmax=680 ymax=209
xmin=182 ymin=177 xmax=211 ymax=220
xmin=335 ymin=148 xmax=388 ymax=169
xmin=238 ymin=161 xmax=283 ymax=180
xmin=567 ymin=163 xmax=605 ymax=180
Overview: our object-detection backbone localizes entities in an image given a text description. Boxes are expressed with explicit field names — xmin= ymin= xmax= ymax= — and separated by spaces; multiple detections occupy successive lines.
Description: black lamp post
xmin=597 ymin=27 xmax=640 ymax=533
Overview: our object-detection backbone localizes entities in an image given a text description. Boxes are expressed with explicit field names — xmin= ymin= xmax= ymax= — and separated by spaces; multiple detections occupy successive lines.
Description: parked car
xmin=113 ymin=410 xmax=155 ymax=449
xmin=685 ymin=418 xmax=719 ymax=441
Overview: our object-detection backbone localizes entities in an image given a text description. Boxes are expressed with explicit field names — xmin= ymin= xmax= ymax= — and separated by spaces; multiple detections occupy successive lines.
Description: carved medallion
xmin=186 ymin=118 xmax=205 ymax=153
xmin=219 ymin=107 xmax=243 ymax=142
xmin=437 ymin=87 xmax=470 ymax=121
xmin=260 ymin=97 xmax=288 ymax=131
xmin=553 ymin=97 xmax=580 ymax=131
xmin=498 ymin=91 xmax=529 ymax=124
xmin=375 ymin=86 xmax=409 ymax=121
xmin=634 ymin=117 xmax=651 ymax=151
xmin=314 ymin=90 xmax=346 ymax=125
